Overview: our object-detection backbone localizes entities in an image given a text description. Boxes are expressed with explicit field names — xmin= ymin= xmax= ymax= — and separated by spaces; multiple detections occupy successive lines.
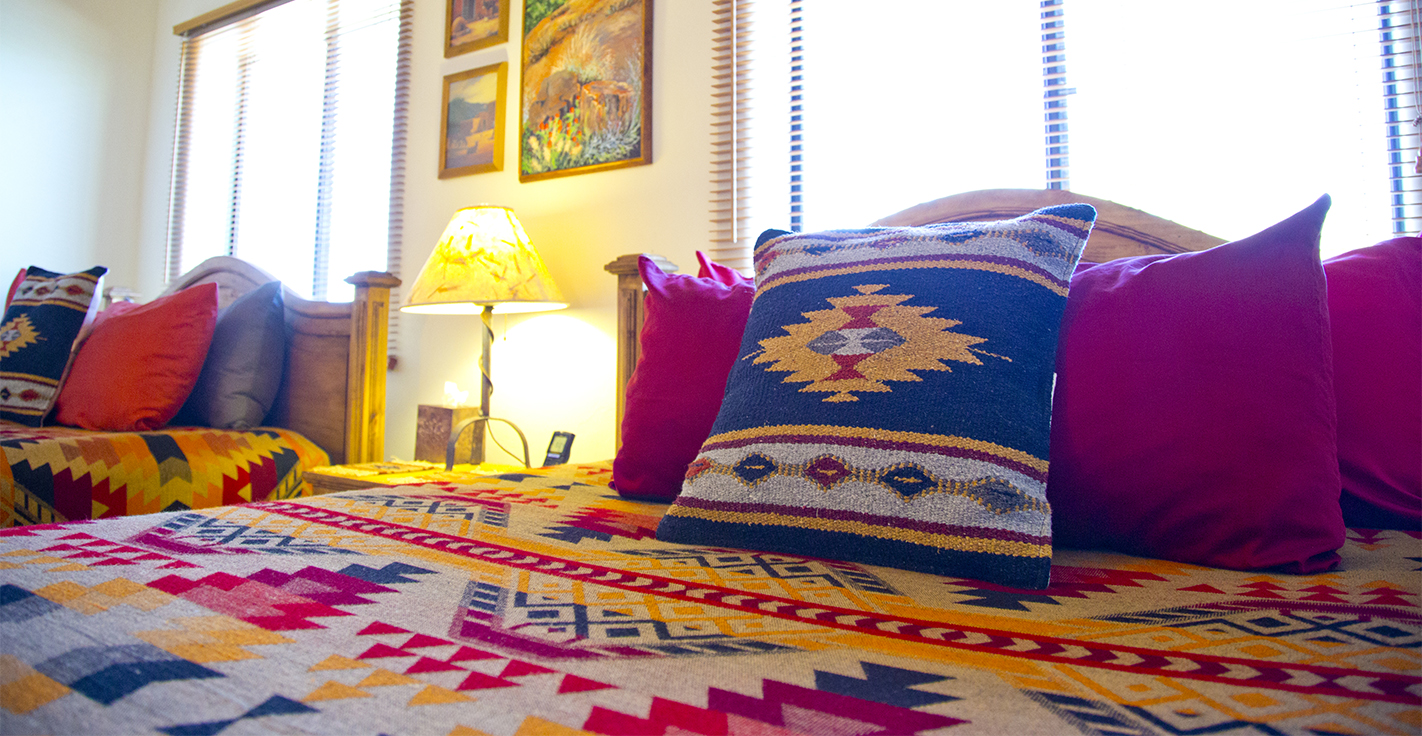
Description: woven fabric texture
xmin=660 ymin=206 xmax=1096 ymax=589
xmin=0 ymin=422 xmax=327 ymax=526
xmin=0 ymin=266 xmax=106 ymax=426
xmin=0 ymin=462 xmax=1416 ymax=734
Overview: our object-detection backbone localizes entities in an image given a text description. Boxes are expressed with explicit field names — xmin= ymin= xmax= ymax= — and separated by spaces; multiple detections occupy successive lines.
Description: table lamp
xmin=402 ymin=206 xmax=567 ymax=464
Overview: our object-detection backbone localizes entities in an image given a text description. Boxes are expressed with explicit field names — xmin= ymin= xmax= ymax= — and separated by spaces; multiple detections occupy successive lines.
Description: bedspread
xmin=0 ymin=462 xmax=1417 ymax=735
xmin=0 ymin=422 xmax=327 ymax=527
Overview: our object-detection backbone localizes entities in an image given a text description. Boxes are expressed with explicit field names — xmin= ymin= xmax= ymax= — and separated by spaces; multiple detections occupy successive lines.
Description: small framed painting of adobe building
xmin=445 ymin=0 xmax=510 ymax=57
xmin=439 ymin=62 xmax=507 ymax=179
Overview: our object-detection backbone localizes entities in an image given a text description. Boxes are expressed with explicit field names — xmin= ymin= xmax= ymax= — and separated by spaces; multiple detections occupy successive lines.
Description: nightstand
xmin=303 ymin=461 xmax=523 ymax=495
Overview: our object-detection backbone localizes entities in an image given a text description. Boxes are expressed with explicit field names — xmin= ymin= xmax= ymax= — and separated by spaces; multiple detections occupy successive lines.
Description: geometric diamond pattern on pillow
xmin=658 ymin=205 xmax=1096 ymax=589
xmin=0 ymin=266 xmax=106 ymax=426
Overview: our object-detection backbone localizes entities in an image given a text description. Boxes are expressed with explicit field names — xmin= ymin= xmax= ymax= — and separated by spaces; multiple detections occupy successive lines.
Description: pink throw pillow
xmin=1324 ymin=237 xmax=1421 ymax=529
xmin=612 ymin=255 xmax=754 ymax=499
xmin=696 ymin=250 xmax=753 ymax=287
xmin=4 ymin=269 xmax=24 ymax=311
xmin=55 ymin=283 xmax=219 ymax=431
xmin=1047 ymin=196 xmax=1343 ymax=572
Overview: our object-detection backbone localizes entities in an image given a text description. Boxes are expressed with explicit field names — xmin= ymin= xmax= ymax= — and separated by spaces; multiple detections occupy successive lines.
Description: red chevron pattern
xmin=3 ymin=462 xmax=1416 ymax=735
xmin=260 ymin=501 xmax=1422 ymax=705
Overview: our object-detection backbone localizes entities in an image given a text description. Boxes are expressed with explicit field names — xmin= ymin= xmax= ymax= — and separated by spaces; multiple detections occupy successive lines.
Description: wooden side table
xmin=303 ymin=461 xmax=523 ymax=495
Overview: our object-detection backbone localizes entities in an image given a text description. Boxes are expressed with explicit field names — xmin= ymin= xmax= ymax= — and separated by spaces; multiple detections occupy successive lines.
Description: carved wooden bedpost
xmin=345 ymin=271 xmax=401 ymax=464
xmin=603 ymin=254 xmax=677 ymax=449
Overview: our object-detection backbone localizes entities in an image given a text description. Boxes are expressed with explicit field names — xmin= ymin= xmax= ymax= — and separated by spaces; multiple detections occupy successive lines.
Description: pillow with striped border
xmin=0 ymin=266 xmax=107 ymax=426
xmin=658 ymin=206 xmax=1096 ymax=589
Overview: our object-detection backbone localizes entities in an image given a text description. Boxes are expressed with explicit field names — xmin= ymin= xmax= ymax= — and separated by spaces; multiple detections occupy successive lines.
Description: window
xmin=715 ymin=0 xmax=1419 ymax=262
xmin=167 ymin=0 xmax=411 ymax=303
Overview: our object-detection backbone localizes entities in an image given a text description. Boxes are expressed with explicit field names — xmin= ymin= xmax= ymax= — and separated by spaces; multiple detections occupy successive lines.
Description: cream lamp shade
xmin=402 ymin=206 xmax=567 ymax=314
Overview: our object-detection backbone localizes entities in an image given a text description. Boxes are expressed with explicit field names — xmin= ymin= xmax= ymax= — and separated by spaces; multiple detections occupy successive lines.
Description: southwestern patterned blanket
xmin=0 ymin=463 xmax=1417 ymax=735
xmin=0 ymin=422 xmax=326 ymax=528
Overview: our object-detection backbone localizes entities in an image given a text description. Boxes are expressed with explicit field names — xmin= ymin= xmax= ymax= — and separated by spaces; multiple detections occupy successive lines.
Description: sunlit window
xmin=738 ymin=0 xmax=1417 ymax=259
xmin=168 ymin=0 xmax=408 ymax=301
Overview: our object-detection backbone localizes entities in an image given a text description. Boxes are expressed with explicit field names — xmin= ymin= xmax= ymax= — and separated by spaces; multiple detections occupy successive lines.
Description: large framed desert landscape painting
xmin=519 ymin=0 xmax=652 ymax=182
xmin=445 ymin=0 xmax=510 ymax=57
xmin=439 ymin=63 xmax=508 ymax=179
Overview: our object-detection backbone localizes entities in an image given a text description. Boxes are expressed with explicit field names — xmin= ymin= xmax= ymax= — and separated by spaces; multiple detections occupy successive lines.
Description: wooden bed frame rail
xmin=161 ymin=257 xmax=400 ymax=465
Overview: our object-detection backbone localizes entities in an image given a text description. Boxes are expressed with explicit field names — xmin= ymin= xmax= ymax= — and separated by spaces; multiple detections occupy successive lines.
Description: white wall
xmin=94 ymin=0 xmax=712 ymax=465
xmin=389 ymin=0 xmax=714 ymax=465
xmin=0 ymin=0 xmax=161 ymax=292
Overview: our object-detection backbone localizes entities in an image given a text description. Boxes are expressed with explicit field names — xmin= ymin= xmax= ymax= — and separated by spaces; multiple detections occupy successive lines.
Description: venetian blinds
xmin=167 ymin=0 xmax=410 ymax=306
xmin=729 ymin=0 xmax=1416 ymax=263
xmin=708 ymin=0 xmax=755 ymax=273
xmin=1041 ymin=0 xmax=1071 ymax=189
xmin=1380 ymin=1 xmax=1421 ymax=235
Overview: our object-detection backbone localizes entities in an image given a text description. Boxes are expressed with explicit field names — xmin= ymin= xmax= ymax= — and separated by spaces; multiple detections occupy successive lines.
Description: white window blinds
xmin=168 ymin=0 xmax=410 ymax=305
xmin=1380 ymin=1 xmax=1421 ymax=235
xmin=723 ymin=0 xmax=1418 ymax=261
xmin=709 ymin=0 xmax=755 ymax=273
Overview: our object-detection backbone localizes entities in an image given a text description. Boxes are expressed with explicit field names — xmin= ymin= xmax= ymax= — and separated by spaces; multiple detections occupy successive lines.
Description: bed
xmin=0 ymin=257 xmax=399 ymax=526
xmin=1 ymin=191 xmax=1416 ymax=735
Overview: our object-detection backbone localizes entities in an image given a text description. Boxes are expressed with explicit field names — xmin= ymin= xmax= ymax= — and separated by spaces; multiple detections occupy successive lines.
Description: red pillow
xmin=55 ymin=283 xmax=219 ymax=431
xmin=4 ymin=269 xmax=23 ymax=310
xmin=1047 ymin=196 xmax=1343 ymax=572
xmin=1324 ymin=237 xmax=1421 ymax=529
xmin=612 ymin=255 xmax=754 ymax=499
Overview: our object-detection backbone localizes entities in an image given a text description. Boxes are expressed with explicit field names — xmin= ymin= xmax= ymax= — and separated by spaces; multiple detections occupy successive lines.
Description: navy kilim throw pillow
xmin=657 ymin=205 xmax=1096 ymax=589
xmin=0 ymin=266 xmax=106 ymax=426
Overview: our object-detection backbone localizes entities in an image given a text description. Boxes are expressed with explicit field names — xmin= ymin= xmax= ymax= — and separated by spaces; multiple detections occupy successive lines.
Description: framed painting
xmin=445 ymin=0 xmax=510 ymax=57
xmin=518 ymin=0 xmax=652 ymax=182
xmin=439 ymin=63 xmax=508 ymax=179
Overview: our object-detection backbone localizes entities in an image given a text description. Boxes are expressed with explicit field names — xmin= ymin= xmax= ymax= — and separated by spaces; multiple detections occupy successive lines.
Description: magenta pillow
xmin=1324 ymin=237 xmax=1421 ymax=529
xmin=1047 ymin=196 xmax=1343 ymax=572
xmin=612 ymin=255 xmax=754 ymax=499
xmin=54 ymin=283 xmax=219 ymax=431
xmin=696 ymin=250 xmax=753 ymax=287
xmin=4 ymin=269 xmax=23 ymax=311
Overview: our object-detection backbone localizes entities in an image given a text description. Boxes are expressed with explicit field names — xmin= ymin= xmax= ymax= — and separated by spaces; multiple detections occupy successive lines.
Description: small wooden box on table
xmin=415 ymin=404 xmax=484 ymax=464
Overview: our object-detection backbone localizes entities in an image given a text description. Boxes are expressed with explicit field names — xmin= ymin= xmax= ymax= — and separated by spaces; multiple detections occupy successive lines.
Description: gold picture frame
xmin=518 ymin=0 xmax=652 ymax=182
xmin=439 ymin=63 xmax=508 ymax=179
xmin=445 ymin=0 xmax=510 ymax=58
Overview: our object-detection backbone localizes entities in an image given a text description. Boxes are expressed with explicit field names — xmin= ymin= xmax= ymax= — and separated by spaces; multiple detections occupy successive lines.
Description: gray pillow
xmin=177 ymin=281 xmax=286 ymax=429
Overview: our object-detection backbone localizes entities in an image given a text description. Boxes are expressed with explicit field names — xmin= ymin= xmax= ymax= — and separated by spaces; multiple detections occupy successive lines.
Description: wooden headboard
xmin=873 ymin=188 xmax=1226 ymax=263
xmin=160 ymin=256 xmax=400 ymax=464
xmin=605 ymin=189 xmax=1226 ymax=435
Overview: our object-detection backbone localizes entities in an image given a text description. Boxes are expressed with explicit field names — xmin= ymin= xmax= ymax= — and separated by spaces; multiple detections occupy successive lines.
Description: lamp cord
xmin=446 ymin=416 xmax=530 ymax=470
xmin=487 ymin=428 xmax=524 ymax=465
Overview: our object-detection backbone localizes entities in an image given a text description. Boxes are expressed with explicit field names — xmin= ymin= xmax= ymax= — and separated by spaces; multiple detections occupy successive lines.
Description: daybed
xmin=0 ymin=191 xmax=1416 ymax=735
xmin=0 ymin=257 xmax=398 ymax=526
